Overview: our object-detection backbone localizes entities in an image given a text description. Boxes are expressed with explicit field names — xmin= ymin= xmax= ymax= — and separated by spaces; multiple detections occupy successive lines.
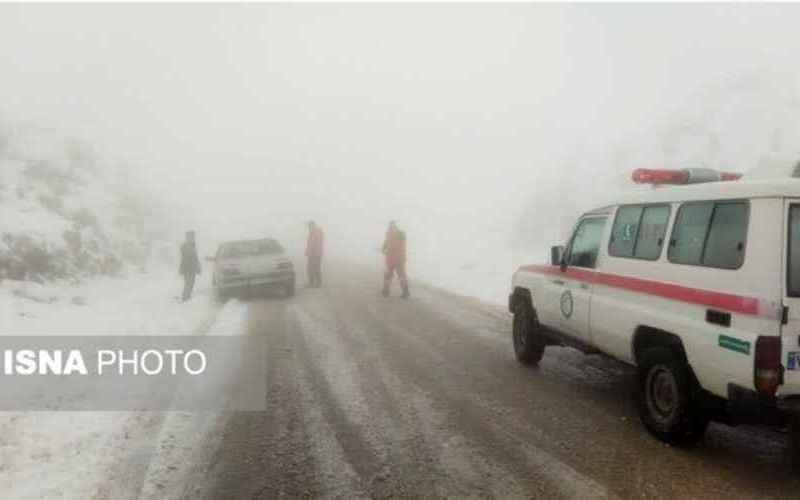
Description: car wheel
xmin=512 ymin=299 xmax=546 ymax=365
xmin=285 ymin=279 xmax=295 ymax=298
xmin=636 ymin=346 xmax=708 ymax=445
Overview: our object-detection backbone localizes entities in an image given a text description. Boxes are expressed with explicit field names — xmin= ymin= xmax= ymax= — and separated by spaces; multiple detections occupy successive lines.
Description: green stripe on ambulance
xmin=719 ymin=335 xmax=750 ymax=355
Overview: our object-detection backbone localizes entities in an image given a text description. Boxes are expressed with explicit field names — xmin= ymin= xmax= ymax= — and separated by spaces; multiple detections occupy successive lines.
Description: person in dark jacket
xmin=305 ymin=221 xmax=324 ymax=287
xmin=179 ymin=231 xmax=201 ymax=301
xmin=382 ymin=221 xmax=409 ymax=298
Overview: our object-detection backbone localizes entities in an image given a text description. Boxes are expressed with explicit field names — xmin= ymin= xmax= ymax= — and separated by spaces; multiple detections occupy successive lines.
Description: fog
xmin=3 ymin=3 xmax=800 ymax=297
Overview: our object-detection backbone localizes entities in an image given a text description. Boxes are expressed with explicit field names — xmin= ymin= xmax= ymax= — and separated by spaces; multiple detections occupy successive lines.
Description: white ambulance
xmin=510 ymin=166 xmax=800 ymax=446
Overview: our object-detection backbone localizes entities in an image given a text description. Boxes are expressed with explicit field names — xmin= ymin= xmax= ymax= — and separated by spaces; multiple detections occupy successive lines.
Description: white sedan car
xmin=209 ymin=238 xmax=295 ymax=301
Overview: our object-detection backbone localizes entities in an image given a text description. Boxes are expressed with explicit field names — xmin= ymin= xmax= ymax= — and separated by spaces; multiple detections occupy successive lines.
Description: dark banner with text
xmin=0 ymin=336 xmax=267 ymax=411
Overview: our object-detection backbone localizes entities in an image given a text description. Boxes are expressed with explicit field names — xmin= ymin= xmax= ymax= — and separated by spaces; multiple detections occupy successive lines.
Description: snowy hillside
xmin=0 ymin=119 xmax=174 ymax=282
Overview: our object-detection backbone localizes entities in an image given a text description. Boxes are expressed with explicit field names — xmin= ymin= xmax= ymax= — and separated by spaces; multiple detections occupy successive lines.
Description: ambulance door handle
xmin=706 ymin=309 xmax=731 ymax=327
xmin=551 ymin=279 xmax=565 ymax=286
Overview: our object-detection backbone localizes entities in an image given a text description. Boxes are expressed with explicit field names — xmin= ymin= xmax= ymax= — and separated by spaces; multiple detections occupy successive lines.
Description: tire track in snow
xmin=291 ymin=295 xmax=478 ymax=497
xmin=289 ymin=302 xmax=392 ymax=493
xmin=295 ymin=289 xmax=584 ymax=498
xmin=203 ymin=298 xmax=367 ymax=499
xmin=352 ymin=289 xmax=616 ymax=499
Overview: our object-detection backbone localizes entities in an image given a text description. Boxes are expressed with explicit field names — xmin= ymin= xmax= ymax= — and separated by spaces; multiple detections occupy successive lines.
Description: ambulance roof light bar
xmin=632 ymin=168 xmax=742 ymax=186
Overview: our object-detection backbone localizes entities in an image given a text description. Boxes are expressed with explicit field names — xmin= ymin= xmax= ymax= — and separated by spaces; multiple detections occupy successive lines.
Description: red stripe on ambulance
xmin=518 ymin=264 xmax=767 ymax=317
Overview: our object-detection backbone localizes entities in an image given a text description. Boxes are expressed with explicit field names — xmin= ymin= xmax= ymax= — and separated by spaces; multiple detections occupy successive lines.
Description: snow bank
xmin=0 ymin=267 xmax=216 ymax=336
xmin=0 ymin=272 xmax=246 ymax=500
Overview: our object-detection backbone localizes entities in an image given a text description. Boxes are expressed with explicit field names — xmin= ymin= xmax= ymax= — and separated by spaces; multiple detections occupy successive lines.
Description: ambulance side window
xmin=566 ymin=217 xmax=607 ymax=269
xmin=636 ymin=205 xmax=671 ymax=260
xmin=609 ymin=204 xmax=670 ymax=260
xmin=669 ymin=203 xmax=714 ymax=265
xmin=668 ymin=200 xmax=748 ymax=269
xmin=788 ymin=205 xmax=800 ymax=296
xmin=609 ymin=206 xmax=642 ymax=257
xmin=703 ymin=202 xmax=748 ymax=269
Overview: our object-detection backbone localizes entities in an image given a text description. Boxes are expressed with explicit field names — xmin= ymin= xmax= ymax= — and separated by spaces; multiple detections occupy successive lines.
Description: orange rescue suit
xmin=306 ymin=227 xmax=324 ymax=257
xmin=383 ymin=228 xmax=406 ymax=266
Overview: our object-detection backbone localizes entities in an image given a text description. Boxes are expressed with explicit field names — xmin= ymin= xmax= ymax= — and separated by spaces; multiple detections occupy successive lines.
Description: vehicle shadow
xmin=223 ymin=285 xmax=294 ymax=303
xmin=533 ymin=345 xmax=800 ymax=494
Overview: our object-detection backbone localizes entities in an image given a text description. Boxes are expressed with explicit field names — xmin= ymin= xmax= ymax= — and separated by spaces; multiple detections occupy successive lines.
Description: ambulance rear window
xmin=668 ymin=201 xmax=748 ymax=269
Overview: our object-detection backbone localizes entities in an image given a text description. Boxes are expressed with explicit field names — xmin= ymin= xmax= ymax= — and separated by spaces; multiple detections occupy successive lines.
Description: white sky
xmin=2 ymin=4 xmax=799 ymax=256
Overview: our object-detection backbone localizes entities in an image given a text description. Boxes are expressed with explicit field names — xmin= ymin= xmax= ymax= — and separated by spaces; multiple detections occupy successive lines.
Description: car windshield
xmin=219 ymin=239 xmax=283 ymax=258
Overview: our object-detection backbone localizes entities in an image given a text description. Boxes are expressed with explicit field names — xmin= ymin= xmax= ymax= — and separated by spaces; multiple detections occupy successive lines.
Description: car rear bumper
xmin=726 ymin=383 xmax=800 ymax=426
xmin=217 ymin=270 xmax=294 ymax=290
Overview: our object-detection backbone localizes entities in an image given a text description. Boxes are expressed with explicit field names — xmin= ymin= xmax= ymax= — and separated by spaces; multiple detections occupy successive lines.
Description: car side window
xmin=668 ymin=202 xmax=714 ymax=265
xmin=566 ymin=217 xmax=607 ymax=269
xmin=635 ymin=205 xmax=671 ymax=260
xmin=668 ymin=200 xmax=748 ymax=269
xmin=788 ymin=205 xmax=800 ymax=296
xmin=609 ymin=204 xmax=670 ymax=260
xmin=703 ymin=202 xmax=748 ymax=269
xmin=609 ymin=206 xmax=642 ymax=257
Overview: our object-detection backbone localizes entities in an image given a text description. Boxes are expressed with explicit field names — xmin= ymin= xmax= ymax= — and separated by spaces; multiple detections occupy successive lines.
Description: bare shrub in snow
xmin=0 ymin=119 xmax=174 ymax=283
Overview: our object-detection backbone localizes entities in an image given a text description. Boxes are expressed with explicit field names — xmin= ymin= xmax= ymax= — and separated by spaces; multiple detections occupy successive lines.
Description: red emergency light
xmin=719 ymin=171 xmax=744 ymax=181
xmin=632 ymin=168 xmax=689 ymax=185
xmin=632 ymin=168 xmax=742 ymax=186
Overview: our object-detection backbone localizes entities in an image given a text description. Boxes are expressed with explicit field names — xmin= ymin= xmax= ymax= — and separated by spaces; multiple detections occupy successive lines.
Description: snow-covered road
xmin=3 ymin=265 xmax=800 ymax=499
xmin=201 ymin=264 xmax=800 ymax=500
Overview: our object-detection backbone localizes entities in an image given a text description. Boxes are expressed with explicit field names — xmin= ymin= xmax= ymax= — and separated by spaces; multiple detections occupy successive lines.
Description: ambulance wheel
xmin=636 ymin=347 xmax=708 ymax=445
xmin=512 ymin=300 xmax=546 ymax=365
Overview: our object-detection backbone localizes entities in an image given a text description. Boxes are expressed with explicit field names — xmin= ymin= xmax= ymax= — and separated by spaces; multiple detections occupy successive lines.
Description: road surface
xmin=199 ymin=265 xmax=800 ymax=499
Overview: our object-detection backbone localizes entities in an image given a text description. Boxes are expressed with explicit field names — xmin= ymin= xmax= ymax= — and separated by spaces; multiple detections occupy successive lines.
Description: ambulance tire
xmin=636 ymin=347 xmax=709 ymax=445
xmin=512 ymin=300 xmax=546 ymax=365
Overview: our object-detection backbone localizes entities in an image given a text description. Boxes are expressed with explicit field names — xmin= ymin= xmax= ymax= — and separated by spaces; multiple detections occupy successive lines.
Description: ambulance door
xmin=559 ymin=216 xmax=607 ymax=344
xmin=782 ymin=201 xmax=800 ymax=394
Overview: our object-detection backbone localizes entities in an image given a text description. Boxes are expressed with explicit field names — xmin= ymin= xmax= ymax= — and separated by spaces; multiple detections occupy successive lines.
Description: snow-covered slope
xmin=0 ymin=119 xmax=173 ymax=282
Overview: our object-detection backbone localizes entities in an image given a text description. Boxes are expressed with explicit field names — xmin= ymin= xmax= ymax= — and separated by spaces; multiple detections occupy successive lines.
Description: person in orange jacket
xmin=305 ymin=221 xmax=324 ymax=287
xmin=382 ymin=220 xmax=409 ymax=298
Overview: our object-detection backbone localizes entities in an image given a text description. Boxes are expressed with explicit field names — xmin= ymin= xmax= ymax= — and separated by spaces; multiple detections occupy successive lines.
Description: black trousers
xmin=182 ymin=273 xmax=197 ymax=301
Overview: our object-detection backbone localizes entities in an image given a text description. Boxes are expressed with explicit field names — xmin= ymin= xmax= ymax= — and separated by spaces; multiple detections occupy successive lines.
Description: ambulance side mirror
xmin=550 ymin=245 xmax=565 ymax=267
